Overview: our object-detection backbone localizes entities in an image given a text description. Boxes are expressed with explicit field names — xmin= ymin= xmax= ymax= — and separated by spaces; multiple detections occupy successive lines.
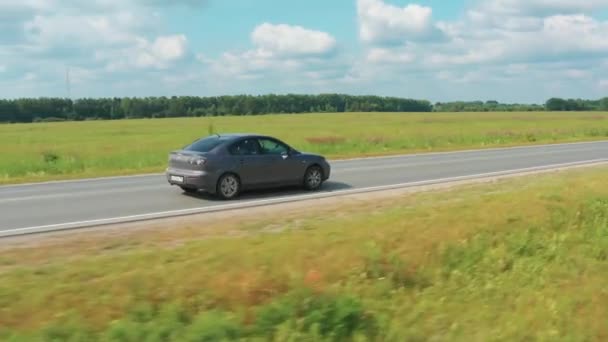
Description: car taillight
xmin=189 ymin=157 xmax=206 ymax=166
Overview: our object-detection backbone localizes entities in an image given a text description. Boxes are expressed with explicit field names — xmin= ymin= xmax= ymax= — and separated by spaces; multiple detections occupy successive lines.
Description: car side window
xmin=258 ymin=138 xmax=289 ymax=155
xmin=229 ymin=139 xmax=260 ymax=156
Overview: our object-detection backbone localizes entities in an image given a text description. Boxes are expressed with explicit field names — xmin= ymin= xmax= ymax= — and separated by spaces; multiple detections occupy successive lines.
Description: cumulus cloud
xmin=0 ymin=0 xmax=200 ymax=98
xmin=366 ymin=47 xmax=415 ymax=64
xmin=201 ymin=49 xmax=302 ymax=80
xmin=251 ymin=23 xmax=337 ymax=57
xmin=22 ymin=72 xmax=37 ymax=81
xmin=345 ymin=0 xmax=608 ymax=102
xmin=435 ymin=14 xmax=608 ymax=68
xmin=2 ymin=0 xmax=191 ymax=79
xmin=100 ymin=34 xmax=188 ymax=71
xmin=356 ymin=0 xmax=608 ymax=69
xmin=478 ymin=0 xmax=608 ymax=16
xmin=23 ymin=11 xmax=145 ymax=50
xmin=357 ymin=0 xmax=445 ymax=45
xmin=202 ymin=23 xmax=339 ymax=82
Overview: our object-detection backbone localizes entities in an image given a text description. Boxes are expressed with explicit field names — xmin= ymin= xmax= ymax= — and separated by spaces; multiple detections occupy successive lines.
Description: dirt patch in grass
xmin=365 ymin=136 xmax=388 ymax=144
xmin=582 ymin=115 xmax=607 ymax=121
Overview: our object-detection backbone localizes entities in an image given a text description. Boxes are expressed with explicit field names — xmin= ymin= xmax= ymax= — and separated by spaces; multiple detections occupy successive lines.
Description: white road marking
xmin=330 ymin=139 xmax=608 ymax=162
xmin=2 ymin=158 xmax=607 ymax=238
xmin=332 ymin=146 xmax=600 ymax=173
xmin=0 ymin=185 xmax=164 ymax=204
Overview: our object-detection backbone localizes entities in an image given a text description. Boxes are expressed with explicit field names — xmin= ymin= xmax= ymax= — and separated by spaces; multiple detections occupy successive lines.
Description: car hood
xmin=297 ymin=151 xmax=325 ymax=160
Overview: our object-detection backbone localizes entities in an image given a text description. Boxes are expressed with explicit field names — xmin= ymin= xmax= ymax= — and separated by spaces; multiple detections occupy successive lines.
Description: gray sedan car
xmin=165 ymin=133 xmax=331 ymax=199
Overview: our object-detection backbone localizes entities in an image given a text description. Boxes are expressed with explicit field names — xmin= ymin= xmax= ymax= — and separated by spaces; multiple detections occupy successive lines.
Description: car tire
xmin=216 ymin=173 xmax=241 ymax=200
xmin=303 ymin=165 xmax=324 ymax=191
xmin=180 ymin=186 xmax=198 ymax=194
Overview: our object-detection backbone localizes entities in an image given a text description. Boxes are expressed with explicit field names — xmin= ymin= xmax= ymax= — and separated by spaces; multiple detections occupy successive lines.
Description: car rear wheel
xmin=216 ymin=173 xmax=241 ymax=200
xmin=303 ymin=165 xmax=323 ymax=191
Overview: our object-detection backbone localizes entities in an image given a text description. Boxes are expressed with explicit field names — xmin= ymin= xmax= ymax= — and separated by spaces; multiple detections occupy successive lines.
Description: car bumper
xmin=321 ymin=160 xmax=331 ymax=180
xmin=165 ymin=168 xmax=217 ymax=193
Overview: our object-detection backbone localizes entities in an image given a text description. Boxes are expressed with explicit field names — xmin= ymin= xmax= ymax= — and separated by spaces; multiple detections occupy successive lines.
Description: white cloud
xmin=505 ymin=63 xmax=529 ymax=75
xmin=23 ymin=72 xmax=36 ymax=81
xmin=202 ymin=49 xmax=303 ymax=79
xmin=1 ymin=0 xmax=209 ymax=13
xmin=425 ymin=43 xmax=506 ymax=66
xmin=0 ymin=0 xmax=191 ymax=89
xmin=447 ymin=14 xmax=608 ymax=66
xmin=140 ymin=0 xmax=209 ymax=7
xmin=101 ymin=34 xmax=188 ymax=71
xmin=564 ymin=69 xmax=590 ymax=79
xmin=357 ymin=0 xmax=444 ymax=44
xmin=538 ymin=15 xmax=608 ymax=52
xmin=202 ymin=23 xmax=339 ymax=82
xmin=356 ymin=1 xmax=608 ymax=70
xmin=0 ymin=0 xmax=202 ymax=100
xmin=344 ymin=0 xmax=608 ymax=102
xmin=251 ymin=23 xmax=336 ymax=57
xmin=479 ymin=0 xmax=608 ymax=16
xmin=149 ymin=35 xmax=188 ymax=61
xmin=367 ymin=47 xmax=415 ymax=64
xmin=68 ymin=66 xmax=98 ymax=85
xmin=23 ymin=11 xmax=144 ymax=49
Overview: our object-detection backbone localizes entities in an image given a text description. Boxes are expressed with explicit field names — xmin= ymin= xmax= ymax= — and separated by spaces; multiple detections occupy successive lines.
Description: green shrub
xmin=253 ymin=289 xmax=376 ymax=340
xmin=185 ymin=310 xmax=242 ymax=342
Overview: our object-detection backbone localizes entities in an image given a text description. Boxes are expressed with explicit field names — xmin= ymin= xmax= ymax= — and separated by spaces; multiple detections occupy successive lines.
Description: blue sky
xmin=1 ymin=0 xmax=608 ymax=103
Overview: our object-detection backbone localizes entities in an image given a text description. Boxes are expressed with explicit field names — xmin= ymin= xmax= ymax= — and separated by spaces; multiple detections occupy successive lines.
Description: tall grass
xmin=2 ymin=166 xmax=608 ymax=340
xmin=1 ymin=111 xmax=608 ymax=184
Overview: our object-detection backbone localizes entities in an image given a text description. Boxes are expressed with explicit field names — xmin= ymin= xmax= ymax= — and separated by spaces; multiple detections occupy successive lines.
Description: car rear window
xmin=183 ymin=136 xmax=227 ymax=152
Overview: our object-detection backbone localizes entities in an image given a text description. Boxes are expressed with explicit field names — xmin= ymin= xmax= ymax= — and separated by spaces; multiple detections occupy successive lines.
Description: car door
xmin=256 ymin=137 xmax=303 ymax=184
xmin=227 ymin=138 xmax=266 ymax=187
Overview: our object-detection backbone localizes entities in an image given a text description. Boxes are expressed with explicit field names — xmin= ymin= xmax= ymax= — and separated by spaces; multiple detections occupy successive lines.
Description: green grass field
xmin=2 ymin=111 xmax=608 ymax=184
xmin=2 ymin=166 xmax=608 ymax=340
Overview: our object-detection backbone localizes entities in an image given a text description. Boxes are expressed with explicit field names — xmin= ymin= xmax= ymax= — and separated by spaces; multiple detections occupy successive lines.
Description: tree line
xmin=545 ymin=97 xmax=608 ymax=111
xmin=433 ymin=101 xmax=545 ymax=112
xmin=0 ymin=94 xmax=607 ymax=123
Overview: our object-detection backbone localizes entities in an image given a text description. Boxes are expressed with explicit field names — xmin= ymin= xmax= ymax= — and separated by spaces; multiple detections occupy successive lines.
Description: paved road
xmin=1 ymin=141 xmax=608 ymax=237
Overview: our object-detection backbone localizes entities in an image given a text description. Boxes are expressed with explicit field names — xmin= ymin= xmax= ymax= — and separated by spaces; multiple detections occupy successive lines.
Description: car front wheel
xmin=216 ymin=173 xmax=241 ymax=200
xmin=303 ymin=165 xmax=323 ymax=191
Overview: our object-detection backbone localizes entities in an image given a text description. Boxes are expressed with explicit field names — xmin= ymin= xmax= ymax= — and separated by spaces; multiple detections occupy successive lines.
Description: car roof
xmin=209 ymin=133 xmax=275 ymax=140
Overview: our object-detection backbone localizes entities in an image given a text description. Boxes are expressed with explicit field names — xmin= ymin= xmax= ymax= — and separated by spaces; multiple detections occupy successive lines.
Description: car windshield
xmin=183 ymin=136 xmax=230 ymax=152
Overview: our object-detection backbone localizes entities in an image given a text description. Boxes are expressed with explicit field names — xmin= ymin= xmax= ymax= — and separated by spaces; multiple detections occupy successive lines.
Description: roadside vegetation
xmin=2 ymin=111 xmax=608 ymax=184
xmin=2 ymin=166 xmax=608 ymax=340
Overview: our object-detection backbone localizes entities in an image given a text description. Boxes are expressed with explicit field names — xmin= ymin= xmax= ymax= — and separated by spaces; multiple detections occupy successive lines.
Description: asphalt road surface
xmin=2 ymin=141 xmax=608 ymax=237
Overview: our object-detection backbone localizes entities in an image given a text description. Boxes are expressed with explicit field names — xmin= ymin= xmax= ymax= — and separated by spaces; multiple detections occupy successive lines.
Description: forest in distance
xmin=0 ymin=94 xmax=606 ymax=123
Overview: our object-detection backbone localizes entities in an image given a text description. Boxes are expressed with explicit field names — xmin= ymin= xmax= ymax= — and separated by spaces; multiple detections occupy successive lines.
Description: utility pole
xmin=65 ymin=66 xmax=71 ymax=100
xmin=65 ymin=66 xmax=75 ymax=116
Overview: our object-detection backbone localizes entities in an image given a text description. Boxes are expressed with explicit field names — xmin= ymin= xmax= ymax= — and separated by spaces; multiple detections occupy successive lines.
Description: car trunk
xmin=168 ymin=150 xmax=208 ymax=171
